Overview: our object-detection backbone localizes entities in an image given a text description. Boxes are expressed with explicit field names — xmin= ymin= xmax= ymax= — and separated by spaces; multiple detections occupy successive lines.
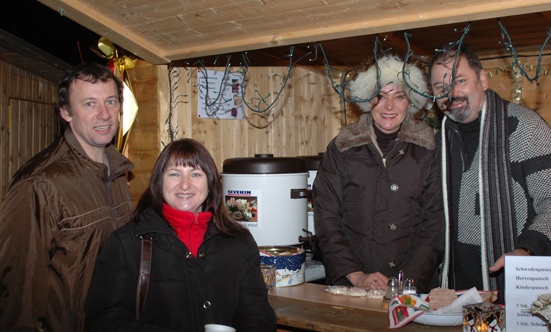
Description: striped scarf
xmin=441 ymin=89 xmax=516 ymax=302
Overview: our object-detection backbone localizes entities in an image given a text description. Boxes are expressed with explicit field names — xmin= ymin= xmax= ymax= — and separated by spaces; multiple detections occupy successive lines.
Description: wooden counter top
xmin=268 ymin=283 xmax=463 ymax=332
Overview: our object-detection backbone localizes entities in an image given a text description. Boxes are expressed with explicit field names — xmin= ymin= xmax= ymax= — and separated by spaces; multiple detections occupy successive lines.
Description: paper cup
xmin=204 ymin=324 xmax=236 ymax=332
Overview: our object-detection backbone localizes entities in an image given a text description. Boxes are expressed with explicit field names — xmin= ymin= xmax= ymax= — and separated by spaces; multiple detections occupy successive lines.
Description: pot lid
xmin=297 ymin=153 xmax=325 ymax=170
xmin=222 ymin=154 xmax=306 ymax=174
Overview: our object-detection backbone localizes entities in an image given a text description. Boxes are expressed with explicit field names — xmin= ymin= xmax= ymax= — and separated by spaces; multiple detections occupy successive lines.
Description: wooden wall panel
xmin=517 ymin=56 xmax=551 ymax=124
xmin=1 ymin=63 xmax=8 ymax=198
xmin=482 ymin=56 xmax=551 ymax=124
xmin=251 ymin=67 xmax=272 ymax=156
xmin=125 ymin=55 xmax=551 ymax=207
xmin=132 ymin=103 xmax=158 ymax=127
xmin=127 ymin=60 xmax=161 ymax=206
xmin=133 ymin=81 xmax=158 ymax=104
xmin=8 ymin=67 xmax=19 ymax=182
xmin=25 ymin=73 xmax=33 ymax=164
xmin=269 ymin=66 xmax=287 ymax=158
xmin=127 ymin=61 xmax=345 ymax=182
xmin=0 ymin=60 xmax=58 ymax=201
xmin=30 ymin=75 xmax=39 ymax=157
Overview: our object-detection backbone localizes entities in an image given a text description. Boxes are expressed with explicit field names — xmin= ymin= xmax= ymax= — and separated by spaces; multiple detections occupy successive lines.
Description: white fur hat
xmin=348 ymin=56 xmax=429 ymax=113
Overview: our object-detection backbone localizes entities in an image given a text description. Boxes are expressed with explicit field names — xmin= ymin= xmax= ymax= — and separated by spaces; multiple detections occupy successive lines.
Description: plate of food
xmin=412 ymin=312 xmax=463 ymax=326
xmin=412 ymin=288 xmax=463 ymax=326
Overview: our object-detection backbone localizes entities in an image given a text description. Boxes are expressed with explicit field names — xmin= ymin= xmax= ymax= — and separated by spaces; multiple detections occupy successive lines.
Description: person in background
xmin=313 ymin=55 xmax=444 ymax=294
xmin=0 ymin=62 xmax=134 ymax=331
xmin=85 ymin=138 xmax=277 ymax=332
xmin=429 ymin=43 xmax=551 ymax=303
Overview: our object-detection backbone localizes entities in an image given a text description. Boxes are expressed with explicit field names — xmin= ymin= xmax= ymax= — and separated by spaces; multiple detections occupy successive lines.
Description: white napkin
xmin=434 ymin=287 xmax=484 ymax=314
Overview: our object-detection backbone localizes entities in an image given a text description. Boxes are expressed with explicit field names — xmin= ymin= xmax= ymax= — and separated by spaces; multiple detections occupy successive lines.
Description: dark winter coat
xmin=85 ymin=207 xmax=277 ymax=332
xmin=313 ymin=113 xmax=445 ymax=293
xmin=0 ymin=128 xmax=134 ymax=332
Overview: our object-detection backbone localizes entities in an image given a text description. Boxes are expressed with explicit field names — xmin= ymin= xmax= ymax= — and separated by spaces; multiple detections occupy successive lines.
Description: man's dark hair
xmin=58 ymin=62 xmax=124 ymax=113
xmin=428 ymin=43 xmax=483 ymax=81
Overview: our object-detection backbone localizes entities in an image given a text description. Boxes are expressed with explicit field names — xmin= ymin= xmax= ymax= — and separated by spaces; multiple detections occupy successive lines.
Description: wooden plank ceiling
xmin=37 ymin=0 xmax=551 ymax=67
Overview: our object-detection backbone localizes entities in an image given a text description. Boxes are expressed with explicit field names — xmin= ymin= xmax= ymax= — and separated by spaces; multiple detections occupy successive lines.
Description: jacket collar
xmin=335 ymin=112 xmax=435 ymax=152
xmin=64 ymin=128 xmax=134 ymax=180
xmin=134 ymin=207 xmax=221 ymax=240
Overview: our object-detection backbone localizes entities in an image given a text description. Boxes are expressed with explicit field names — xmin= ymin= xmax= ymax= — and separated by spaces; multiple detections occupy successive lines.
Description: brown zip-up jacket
xmin=0 ymin=128 xmax=134 ymax=332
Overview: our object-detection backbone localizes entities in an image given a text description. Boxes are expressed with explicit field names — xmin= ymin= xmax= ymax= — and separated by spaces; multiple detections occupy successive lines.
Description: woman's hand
xmin=346 ymin=271 xmax=388 ymax=290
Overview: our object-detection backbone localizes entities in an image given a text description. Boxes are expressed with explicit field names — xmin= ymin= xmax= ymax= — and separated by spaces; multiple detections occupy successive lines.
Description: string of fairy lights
xmin=485 ymin=59 xmax=551 ymax=106
xmin=165 ymin=62 xmax=187 ymax=145
xmin=165 ymin=19 xmax=551 ymax=141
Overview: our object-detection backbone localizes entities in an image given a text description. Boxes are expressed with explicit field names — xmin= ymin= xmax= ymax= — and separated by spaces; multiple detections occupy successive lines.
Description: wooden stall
xmin=126 ymin=60 xmax=344 ymax=205
xmin=124 ymin=53 xmax=551 ymax=204
xmin=0 ymin=29 xmax=70 ymax=201
xmin=31 ymin=0 xmax=551 ymax=201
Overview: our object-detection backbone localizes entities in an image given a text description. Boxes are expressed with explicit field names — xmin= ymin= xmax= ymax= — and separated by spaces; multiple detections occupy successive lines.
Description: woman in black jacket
xmin=85 ymin=139 xmax=277 ymax=332
xmin=313 ymin=56 xmax=444 ymax=294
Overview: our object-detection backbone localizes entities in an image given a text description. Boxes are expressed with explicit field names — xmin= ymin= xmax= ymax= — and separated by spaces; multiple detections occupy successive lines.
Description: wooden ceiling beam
xmin=539 ymin=11 xmax=551 ymax=22
xmin=38 ymin=0 xmax=551 ymax=65
xmin=381 ymin=32 xmax=432 ymax=58
xmin=161 ymin=0 xmax=551 ymax=62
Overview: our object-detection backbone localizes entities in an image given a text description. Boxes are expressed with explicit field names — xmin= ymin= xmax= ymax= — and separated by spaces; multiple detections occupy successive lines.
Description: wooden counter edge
xmin=268 ymin=294 xmax=463 ymax=332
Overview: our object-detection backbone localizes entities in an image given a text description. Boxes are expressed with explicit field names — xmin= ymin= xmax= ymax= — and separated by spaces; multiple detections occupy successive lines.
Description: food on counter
xmin=323 ymin=286 xmax=383 ymax=299
xmin=348 ymin=287 xmax=368 ymax=297
xmin=325 ymin=285 xmax=349 ymax=295
xmin=479 ymin=290 xmax=498 ymax=303
xmin=428 ymin=287 xmax=458 ymax=310
xmin=366 ymin=289 xmax=385 ymax=299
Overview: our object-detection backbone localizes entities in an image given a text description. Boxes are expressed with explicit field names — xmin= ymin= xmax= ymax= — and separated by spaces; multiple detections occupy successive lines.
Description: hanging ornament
xmin=96 ymin=36 xmax=139 ymax=153
xmin=512 ymin=64 xmax=524 ymax=105
xmin=108 ymin=58 xmax=115 ymax=73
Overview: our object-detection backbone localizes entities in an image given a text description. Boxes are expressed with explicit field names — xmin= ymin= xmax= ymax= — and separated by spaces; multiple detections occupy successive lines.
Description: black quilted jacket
xmin=85 ymin=207 xmax=277 ymax=332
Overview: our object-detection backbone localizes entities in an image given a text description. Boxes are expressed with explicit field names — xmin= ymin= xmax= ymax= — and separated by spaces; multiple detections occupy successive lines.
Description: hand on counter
xmin=346 ymin=271 xmax=388 ymax=290
xmin=489 ymin=248 xmax=531 ymax=272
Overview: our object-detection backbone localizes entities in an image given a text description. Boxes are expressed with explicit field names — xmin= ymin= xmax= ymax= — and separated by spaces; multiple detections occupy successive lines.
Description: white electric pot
xmin=221 ymin=155 xmax=309 ymax=246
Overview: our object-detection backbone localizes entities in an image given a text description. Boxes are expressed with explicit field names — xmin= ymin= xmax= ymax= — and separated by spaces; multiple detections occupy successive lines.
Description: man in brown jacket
xmin=0 ymin=62 xmax=134 ymax=331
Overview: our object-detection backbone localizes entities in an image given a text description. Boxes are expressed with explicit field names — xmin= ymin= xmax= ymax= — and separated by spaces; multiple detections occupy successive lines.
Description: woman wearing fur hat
xmin=313 ymin=56 xmax=444 ymax=293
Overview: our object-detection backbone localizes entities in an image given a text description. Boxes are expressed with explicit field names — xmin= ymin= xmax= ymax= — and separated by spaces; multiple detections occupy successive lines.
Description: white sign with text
xmin=505 ymin=256 xmax=551 ymax=331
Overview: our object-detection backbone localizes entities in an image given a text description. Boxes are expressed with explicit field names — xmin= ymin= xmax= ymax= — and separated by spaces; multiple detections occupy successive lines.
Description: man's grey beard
xmin=444 ymin=97 xmax=471 ymax=123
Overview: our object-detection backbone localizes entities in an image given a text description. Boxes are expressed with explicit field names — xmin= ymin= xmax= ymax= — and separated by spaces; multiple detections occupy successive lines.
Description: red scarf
xmin=163 ymin=203 xmax=212 ymax=257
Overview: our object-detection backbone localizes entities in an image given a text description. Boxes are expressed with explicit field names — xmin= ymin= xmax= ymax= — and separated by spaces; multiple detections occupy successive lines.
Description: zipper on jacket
xmin=104 ymin=154 xmax=120 ymax=228
xmin=189 ymin=215 xmax=197 ymax=257
xmin=447 ymin=126 xmax=469 ymax=172
xmin=379 ymin=142 xmax=400 ymax=167
xmin=106 ymin=177 xmax=119 ymax=228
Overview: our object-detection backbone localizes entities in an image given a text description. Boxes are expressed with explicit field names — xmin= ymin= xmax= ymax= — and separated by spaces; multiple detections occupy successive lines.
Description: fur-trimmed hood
xmin=335 ymin=113 xmax=435 ymax=152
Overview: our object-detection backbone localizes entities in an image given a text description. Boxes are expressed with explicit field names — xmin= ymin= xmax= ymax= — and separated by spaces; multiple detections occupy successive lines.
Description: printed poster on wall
xmin=224 ymin=189 xmax=260 ymax=229
xmin=197 ymin=69 xmax=245 ymax=119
